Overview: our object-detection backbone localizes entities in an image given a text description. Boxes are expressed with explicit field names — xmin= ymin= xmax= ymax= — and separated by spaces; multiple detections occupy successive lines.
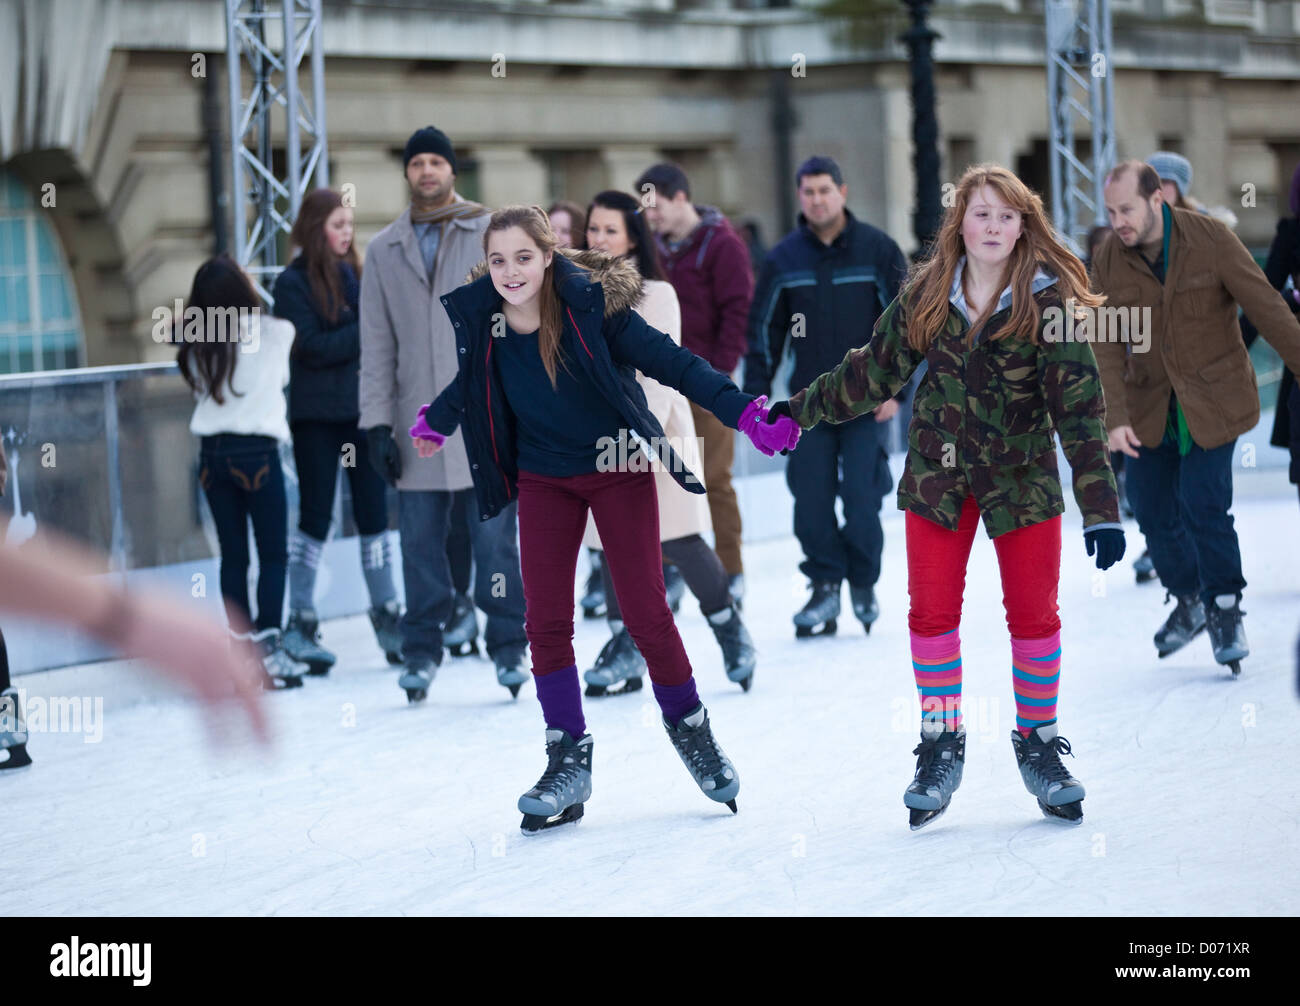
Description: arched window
xmin=0 ymin=168 xmax=83 ymax=373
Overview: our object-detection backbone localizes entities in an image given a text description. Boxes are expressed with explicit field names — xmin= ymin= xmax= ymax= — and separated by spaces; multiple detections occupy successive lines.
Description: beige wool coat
xmin=358 ymin=198 xmax=489 ymax=491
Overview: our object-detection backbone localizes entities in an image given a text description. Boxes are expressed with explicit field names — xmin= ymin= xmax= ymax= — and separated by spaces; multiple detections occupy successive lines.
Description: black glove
xmin=761 ymin=399 xmax=795 ymax=455
xmin=366 ymin=425 xmax=402 ymax=486
xmin=763 ymin=400 xmax=793 ymax=425
xmin=1085 ymin=527 xmax=1126 ymax=571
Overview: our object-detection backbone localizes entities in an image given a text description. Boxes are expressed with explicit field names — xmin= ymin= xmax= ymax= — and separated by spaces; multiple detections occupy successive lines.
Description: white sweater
xmin=188 ymin=313 xmax=295 ymax=442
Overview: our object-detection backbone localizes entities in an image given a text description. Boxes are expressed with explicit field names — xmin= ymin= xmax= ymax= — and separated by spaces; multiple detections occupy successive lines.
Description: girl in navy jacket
xmin=411 ymin=205 xmax=800 ymax=832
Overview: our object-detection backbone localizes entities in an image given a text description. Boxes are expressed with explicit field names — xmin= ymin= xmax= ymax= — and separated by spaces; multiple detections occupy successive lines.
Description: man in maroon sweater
xmin=636 ymin=163 xmax=756 ymax=604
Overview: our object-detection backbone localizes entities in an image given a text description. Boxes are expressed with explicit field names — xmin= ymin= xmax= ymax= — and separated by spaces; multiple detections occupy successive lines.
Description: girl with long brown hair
xmin=180 ymin=254 xmax=304 ymax=689
xmin=273 ymin=188 xmax=402 ymax=674
xmin=766 ymin=164 xmax=1124 ymax=828
xmin=409 ymin=205 xmax=800 ymax=832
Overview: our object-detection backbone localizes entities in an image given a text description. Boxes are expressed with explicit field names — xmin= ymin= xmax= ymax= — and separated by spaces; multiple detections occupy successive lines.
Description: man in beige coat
xmin=1094 ymin=160 xmax=1300 ymax=670
xmin=359 ymin=126 xmax=527 ymax=699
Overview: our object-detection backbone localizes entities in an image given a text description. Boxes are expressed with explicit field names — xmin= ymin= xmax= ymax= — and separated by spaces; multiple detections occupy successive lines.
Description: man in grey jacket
xmin=359 ymin=126 xmax=528 ymax=700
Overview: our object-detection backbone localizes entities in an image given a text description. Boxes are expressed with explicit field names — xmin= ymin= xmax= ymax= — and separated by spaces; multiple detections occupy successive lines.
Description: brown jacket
xmin=1092 ymin=206 xmax=1300 ymax=450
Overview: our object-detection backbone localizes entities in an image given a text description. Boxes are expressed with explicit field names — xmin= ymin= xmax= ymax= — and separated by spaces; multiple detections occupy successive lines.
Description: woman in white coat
xmin=580 ymin=190 xmax=757 ymax=694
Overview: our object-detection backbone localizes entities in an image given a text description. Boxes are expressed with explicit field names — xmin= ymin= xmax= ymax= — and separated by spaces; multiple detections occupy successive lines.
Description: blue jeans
xmin=397 ymin=489 xmax=527 ymax=662
xmin=1126 ymin=431 xmax=1246 ymax=604
xmin=785 ymin=416 xmax=894 ymax=588
xmin=199 ymin=434 xmax=288 ymax=632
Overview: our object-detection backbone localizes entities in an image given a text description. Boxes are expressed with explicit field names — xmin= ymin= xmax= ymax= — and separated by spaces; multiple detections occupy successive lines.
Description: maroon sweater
xmin=655 ymin=206 xmax=755 ymax=375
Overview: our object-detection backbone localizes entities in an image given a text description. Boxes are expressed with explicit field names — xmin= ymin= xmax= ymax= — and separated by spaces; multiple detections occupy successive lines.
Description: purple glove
xmin=738 ymin=395 xmax=801 ymax=457
xmin=408 ymin=404 xmax=446 ymax=447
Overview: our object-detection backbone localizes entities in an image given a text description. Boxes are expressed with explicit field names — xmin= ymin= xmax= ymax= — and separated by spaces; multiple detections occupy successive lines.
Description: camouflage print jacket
xmin=788 ymin=264 xmax=1121 ymax=538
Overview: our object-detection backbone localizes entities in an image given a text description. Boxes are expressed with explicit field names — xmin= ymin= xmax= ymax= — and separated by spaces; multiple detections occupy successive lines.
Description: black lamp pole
xmin=900 ymin=0 xmax=942 ymax=255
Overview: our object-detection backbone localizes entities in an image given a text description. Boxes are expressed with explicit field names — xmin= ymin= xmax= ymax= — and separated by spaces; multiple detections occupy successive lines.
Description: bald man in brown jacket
xmin=1093 ymin=160 xmax=1300 ymax=672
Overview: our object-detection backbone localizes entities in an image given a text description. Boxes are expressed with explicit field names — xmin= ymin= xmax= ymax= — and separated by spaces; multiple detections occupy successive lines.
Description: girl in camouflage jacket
xmin=767 ymin=165 xmax=1124 ymax=826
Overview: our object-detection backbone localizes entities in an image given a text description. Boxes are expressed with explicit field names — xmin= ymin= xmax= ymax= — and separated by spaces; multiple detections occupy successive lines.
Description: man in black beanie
xmin=359 ymin=127 xmax=528 ymax=700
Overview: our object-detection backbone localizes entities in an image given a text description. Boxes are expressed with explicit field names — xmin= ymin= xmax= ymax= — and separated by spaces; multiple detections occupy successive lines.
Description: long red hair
xmin=290 ymin=188 xmax=361 ymax=325
xmin=902 ymin=164 xmax=1102 ymax=350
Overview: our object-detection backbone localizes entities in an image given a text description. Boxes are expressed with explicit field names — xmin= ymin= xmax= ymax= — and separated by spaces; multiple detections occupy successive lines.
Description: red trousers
xmin=516 ymin=468 xmax=692 ymax=685
xmin=906 ymin=496 xmax=1061 ymax=639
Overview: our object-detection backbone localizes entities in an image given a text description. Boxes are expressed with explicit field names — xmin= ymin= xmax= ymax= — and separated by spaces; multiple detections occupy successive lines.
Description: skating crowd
xmin=3 ymin=130 xmax=1299 ymax=832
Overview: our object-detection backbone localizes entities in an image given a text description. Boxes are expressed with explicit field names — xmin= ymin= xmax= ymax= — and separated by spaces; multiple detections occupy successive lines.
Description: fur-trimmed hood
xmin=465 ymin=248 xmax=645 ymax=318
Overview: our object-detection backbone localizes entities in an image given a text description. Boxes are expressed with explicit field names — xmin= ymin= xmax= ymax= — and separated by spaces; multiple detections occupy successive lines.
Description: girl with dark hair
xmin=273 ymin=188 xmax=402 ymax=674
xmin=767 ymin=164 xmax=1124 ymax=828
xmin=180 ymin=254 xmax=305 ymax=688
xmin=409 ymin=205 xmax=800 ymax=832
xmin=580 ymin=189 xmax=757 ymax=695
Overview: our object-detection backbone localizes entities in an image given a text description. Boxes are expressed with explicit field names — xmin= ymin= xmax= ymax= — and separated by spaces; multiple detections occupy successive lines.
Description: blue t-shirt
xmin=492 ymin=323 xmax=626 ymax=476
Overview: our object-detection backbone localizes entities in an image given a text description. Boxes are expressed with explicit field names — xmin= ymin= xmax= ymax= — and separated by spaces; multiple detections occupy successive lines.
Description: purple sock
xmin=652 ymin=677 xmax=700 ymax=726
xmin=533 ymin=663 xmax=586 ymax=739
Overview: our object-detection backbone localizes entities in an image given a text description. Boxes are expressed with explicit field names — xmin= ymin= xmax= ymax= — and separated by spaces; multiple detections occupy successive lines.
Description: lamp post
xmin=899 ymin=0 xmax=942 ymax=255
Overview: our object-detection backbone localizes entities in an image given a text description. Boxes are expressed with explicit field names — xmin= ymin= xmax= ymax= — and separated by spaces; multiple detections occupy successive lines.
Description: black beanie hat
xmin=404 ymin=126 xmax=456 ymax=173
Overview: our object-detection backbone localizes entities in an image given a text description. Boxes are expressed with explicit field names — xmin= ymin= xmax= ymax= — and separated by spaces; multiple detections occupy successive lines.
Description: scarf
xmin=410 ymin=196 xmax=491 ymax=227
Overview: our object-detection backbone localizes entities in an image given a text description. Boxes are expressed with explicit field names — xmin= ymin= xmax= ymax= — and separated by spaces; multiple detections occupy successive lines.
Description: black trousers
xmin=291 ymin=420 xmax=389 ymax=540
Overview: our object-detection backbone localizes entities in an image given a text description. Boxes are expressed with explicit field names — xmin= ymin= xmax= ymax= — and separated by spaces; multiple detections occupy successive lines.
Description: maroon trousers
xmin=517 ymin=468 xmax=692 ymax=686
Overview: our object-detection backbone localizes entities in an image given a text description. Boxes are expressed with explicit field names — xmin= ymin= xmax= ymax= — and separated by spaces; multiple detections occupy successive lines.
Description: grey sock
xmin=288 ymin=530 xmax=325 ymax=611
xmin=360 ymin=532 xmax=397 ymax=607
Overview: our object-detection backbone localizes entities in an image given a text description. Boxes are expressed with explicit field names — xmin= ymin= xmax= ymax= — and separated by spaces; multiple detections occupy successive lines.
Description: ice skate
xmin=443 ymin=591 xmax=480 ymax=657
xmin=369 ymin=599 xmax=404 ymax=665
xmin=728 ymin=573 xmax=745 ymax=612
xmin=518 ymin=729 xmax=593 ymax=835
xmin=664 ymin=563 xmax=686 ymax=614
xmin=493 ymin=644 xmax=529 ymax=699
xmin=0 ymin=687 xmax=32 ymax=772
xmin=850 ymin=583 xmax=880 ymax=634
xmin=904 ymin=726 xmax=965 ymax=830
xmin=663 ymin=702 xmax=739 ymax=812
xmin=1154 ymin=591 xmax=1206 ymax=658
xmin=1011 ymin=721 xmax=1085 ymax=824
xmin=398 ymin=654 xmax=438 ymax=703
xmin=251 ymin=628 xmax=306 ymax=690
xmin=282 ymin=608 xmax=335 ymax=676
xmin=582 ymin=622 xmax=647 ymax=697
xmin=794 ymin=580 xmax=840 ymax=638
xmin=1205 ymin=594 xmax=1249 ymax=676
xmin=707 ymin=602 xmax=756 ymax=692
xmin=1133 ymin=549 xmax=1156 ymax=584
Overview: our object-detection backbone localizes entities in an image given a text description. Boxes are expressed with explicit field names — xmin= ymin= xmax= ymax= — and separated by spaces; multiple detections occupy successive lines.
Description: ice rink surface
xmin=5 ymin=465 xmax=1298 ymax=916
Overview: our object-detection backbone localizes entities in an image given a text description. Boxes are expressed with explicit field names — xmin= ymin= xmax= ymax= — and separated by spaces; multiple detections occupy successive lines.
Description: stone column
xmin=473 ymin=146 xmax=548 ymax=209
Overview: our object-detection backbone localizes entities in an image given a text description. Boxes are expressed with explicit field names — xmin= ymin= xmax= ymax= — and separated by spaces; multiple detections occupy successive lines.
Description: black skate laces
xmin=912 ymin=734 xmax=960 ymax=785
xmin=673 ymin=719 xmax=726 ymax=778
xmin=532 ymin=741 xmax=584 ymax=794
xmin=1019 ymin=733 xmax=1075 ymax=783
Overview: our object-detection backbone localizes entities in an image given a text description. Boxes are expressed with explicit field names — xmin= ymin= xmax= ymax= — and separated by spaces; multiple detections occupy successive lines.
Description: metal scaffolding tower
xmin=225 ymin=0 xmax=330 ymax=302
xmin=1045 ymin=0 xmax=1115 ymax=253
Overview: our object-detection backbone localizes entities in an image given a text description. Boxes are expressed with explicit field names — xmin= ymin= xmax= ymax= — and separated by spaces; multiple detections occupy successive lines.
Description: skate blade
xmin=1039 ymin=800 xmax=1083 ymax=824
xmin=520 ymin=804 xmax=584 ymax=835
xmin=447 ymin=641 xmax=480 ymax=658
xmin=404 ymin=688 xmax=428 ymax=704
xmin=735 ymin=674 xmax=753 ymax=693
xmin=795 ymin=618 xmax=837 ymax=639
xmin=583 ymin=676 xmax=643 ymax=698
xmin=262 ymin=674 xmax=303 ymax=691
xmin=908 ymin=803 xmax=950 ymax=830
xmin=0 ymin=746 xmax=33 ymax=772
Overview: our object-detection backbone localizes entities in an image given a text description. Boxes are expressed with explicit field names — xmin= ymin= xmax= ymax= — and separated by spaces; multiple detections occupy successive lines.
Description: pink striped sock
xmin=1011 ymin=632 xmax=1061 ymax=737
xmin=911 ymin=629 xmax=963 ymax=734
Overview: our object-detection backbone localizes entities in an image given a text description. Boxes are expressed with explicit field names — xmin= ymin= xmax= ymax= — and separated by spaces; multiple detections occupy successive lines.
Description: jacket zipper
xmin=482 ymin=336 xmax=513 ymax=500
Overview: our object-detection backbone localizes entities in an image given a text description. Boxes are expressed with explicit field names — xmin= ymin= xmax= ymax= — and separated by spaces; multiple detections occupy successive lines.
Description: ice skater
xmin=580 ymin=189 xmax=758 ymax=696
xmin=179 ymin=255 xmax=306 ymax=689
xmin=408 ymin=205 xmax=800 ymax=832
xmin=273 ymin=188 xmax=403 ymax=674
xmin=764 ymin=165 xmax=1124 ymax=827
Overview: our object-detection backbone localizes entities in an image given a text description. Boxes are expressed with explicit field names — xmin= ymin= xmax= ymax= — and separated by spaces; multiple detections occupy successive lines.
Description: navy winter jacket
xmin=743 ymin=209 xmax=907 ymax=399
xmin=423 ymin=250 xmax=755 ymax=522
xmin=272 ymin=256 xmax=362 ymax=424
